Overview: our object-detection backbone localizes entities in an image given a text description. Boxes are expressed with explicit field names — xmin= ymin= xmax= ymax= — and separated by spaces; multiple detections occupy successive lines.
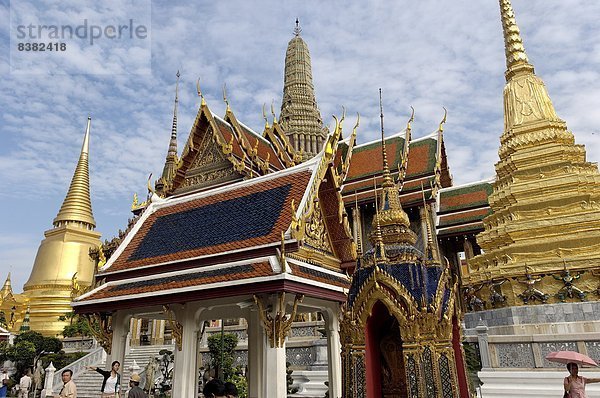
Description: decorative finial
xmin=271 ymin=99 xmax=277 ymax=123
xmin=438 ymin=107 xmax=447 ymax=132
xmin=499 ymin=0 xmax=533 ymax=76
xmin=223 ymin=83 xmax=230 ymax=110
xmin=196 ymin=78 xmax=206 ymax=106
xmin=262 ymin=103 xmax=270 ymax=128
xmin=397 ymin=107 xmax=413 ymax=190
xmin=294 ymin=18 xmax=302 ymax=36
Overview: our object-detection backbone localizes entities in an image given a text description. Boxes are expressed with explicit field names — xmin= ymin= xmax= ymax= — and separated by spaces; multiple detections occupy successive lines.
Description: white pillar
xmin=260 ymin=295 xmax=288 ymax=397
xmin=324 ymin=308 xmax=342 ymax=398
xmin=108 ymin=311 xmax=130 ymax=369
xmin=171 ymin=306 xmax=199 ymax=398
xmin=247 ymin=310 xmax=264 ymax=398
xmin=263 ymin=342 xmax=287 ymax=397
xmin=40 ymin=362 xmax=56 ymax=398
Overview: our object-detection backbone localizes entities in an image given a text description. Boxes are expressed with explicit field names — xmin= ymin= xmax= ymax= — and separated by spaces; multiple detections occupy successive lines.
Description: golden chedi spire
xmin=279 ymin=19 xmax=327 ymax=160
xmin=53 ymin=117 xmax=96 ymax=228
xmin=0 ymin=273 xmax=12 ymax=301
xmin=156 ymin=71 xmax=180 ymax=194
xmin=23 ymin=118 xmax=102 ymax=336
xmin=466 ymin=0 xmax=600 ymax=306
xmin=369 ymin=89 xmax=417 ymax=248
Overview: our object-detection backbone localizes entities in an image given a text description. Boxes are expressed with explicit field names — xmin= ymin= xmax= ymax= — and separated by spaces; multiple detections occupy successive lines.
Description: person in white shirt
xmin=18 ymin=369 xmax=32 ymax=398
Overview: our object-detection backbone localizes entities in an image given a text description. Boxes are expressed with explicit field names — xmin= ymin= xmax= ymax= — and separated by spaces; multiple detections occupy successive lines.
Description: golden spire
xmin=369 ymin=90 xmax=416 ymax=246
xmin=53 ymin=117 xmax=96 ymax=228
xmin=499 ymin=0 xmax=534 ymax=79
xmin=0 ymin=273 xmax=12 ymax=300
xmin=157 ymin=71 xmax=181 ymax=193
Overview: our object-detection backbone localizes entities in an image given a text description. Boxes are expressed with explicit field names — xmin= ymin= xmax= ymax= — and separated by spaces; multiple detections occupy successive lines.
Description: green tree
xmin=62 ymin=317 xmax=92 ymax=337
xmin=8 ymin=340 xmax=36 ymax=376
xmin=207 ymin=333 xmax=247 ymax=397
xmin=207 ymin=333 xmax=238 ymax=380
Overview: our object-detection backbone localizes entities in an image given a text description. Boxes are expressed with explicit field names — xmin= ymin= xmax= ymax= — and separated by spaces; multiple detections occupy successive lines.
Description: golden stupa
xmin=20 ymin=117 xmax=102 ymax=336
xmin=465 ymin=0 xmax=600 ymax=306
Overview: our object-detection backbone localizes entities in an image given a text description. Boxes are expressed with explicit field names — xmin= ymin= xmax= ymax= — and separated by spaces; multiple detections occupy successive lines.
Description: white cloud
xmin=0 ymin=0 xmax=599 ymax=292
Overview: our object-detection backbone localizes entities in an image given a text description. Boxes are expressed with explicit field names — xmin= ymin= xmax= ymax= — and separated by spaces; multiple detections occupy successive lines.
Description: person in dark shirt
xmin=127 ymin=373 xmax=147 ymax=398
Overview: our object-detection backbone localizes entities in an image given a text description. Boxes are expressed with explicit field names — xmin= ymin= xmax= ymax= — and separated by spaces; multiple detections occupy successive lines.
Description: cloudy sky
xmin=1 ymin=0 xmax=599 ymax=293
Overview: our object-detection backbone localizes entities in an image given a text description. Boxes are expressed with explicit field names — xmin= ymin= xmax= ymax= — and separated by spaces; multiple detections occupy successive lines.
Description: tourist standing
xmin=202 ymin=379 xmax=226 ymax=398
xmin=56 ymin=369 xmax=77 ymax=398
xmin=88 ymin=361 xmax=121 ymax=397
xmin=564 ymin=362 xmax=600 ymax=398
xmin=127 ymin=373 xmax=146 ymax=398
xmin=224 ymin=382 xmax=238 ymax=398
xmin=18 ymin=369 xmax=31 ymax=398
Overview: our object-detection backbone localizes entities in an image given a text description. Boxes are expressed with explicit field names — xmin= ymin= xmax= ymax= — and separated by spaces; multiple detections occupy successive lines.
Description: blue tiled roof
xmin=129 ymin=184 xmax=292 ymax=261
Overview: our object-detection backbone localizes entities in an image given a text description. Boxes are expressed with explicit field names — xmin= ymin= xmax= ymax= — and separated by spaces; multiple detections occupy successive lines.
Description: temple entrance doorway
xmin=366 ymin=301 xmax=407 ymax=398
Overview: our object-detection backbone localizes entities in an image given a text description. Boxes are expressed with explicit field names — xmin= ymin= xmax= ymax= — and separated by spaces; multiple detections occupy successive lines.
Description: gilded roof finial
xmin=294 ymin=18 xmax=302 ymax=37
xmin=223 ymin=83 xmax=230 ymax=111
xmin=53 ymin=117 xmax=96 ymax=228
xmin=397 ymin=106 xmax=414 ymax=189
xmin=271 ymin=100 xmax=277 ymax=124
xmin=438 ymin=106 xmax=447 ymax=133
xmin=196 ymin=77 xmax=206 ymax=106
xmin=499 ymin=0 xmax=534 ymax=77
xmin=421 ymin=182 xmax=435 ymax=260
xmin=262 ymin=103 xmax=270 ymax=128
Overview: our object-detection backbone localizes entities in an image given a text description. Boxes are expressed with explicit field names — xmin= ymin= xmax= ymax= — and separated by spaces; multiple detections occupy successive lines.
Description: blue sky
xmin=1 ymin=0 xmax=599 ymax=293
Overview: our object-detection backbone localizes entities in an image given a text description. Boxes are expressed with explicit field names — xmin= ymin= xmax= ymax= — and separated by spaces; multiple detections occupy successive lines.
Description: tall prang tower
xmin=23 ymin=117 xmax=102 ymax=336
xmin=279 ymin=20 xmax=327 ymax=160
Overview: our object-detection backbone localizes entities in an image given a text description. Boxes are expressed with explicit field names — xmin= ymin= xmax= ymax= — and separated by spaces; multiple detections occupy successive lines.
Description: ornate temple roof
xmin=436 ymin=179 xmax=494 ymax=237
xmin=75 ymin=123 xmax=356 ymax=311
xmin=342 ymin=130 xmax=451 ymax=205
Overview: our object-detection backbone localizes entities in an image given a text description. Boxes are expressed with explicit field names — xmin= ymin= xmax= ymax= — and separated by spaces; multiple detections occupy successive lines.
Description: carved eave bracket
xmin=163 ymin=305 xmax=183 ymax=351
xmin=253 ymin=293 xmax=304 ymax=348
xmin=83 ymin=313 xmax=113 ymax=354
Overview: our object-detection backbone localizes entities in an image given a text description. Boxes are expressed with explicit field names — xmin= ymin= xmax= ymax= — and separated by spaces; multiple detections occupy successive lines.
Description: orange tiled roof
xmin=82 ymin=262 xmax=274 ymax=301
xmin=345 ymin=136 xmax=437 ymax=182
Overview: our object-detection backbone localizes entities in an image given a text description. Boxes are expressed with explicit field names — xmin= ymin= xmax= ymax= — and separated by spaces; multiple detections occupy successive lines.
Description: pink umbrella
xmin=546 ymin=351 xmax=598 ymax=367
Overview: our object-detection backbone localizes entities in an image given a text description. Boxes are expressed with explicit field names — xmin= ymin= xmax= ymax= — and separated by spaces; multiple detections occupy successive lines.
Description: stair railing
xmin=52 ymin=346 xmax=106 ymax=393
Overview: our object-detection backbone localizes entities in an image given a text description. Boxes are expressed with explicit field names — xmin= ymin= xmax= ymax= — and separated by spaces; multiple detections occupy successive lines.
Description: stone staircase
xmin=58 ymin=344 xmax=174 ymax=398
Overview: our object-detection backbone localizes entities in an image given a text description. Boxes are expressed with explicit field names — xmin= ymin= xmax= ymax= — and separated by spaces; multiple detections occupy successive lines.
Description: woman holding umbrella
xmin=564 ymin=362 xmax=600 ymax=398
